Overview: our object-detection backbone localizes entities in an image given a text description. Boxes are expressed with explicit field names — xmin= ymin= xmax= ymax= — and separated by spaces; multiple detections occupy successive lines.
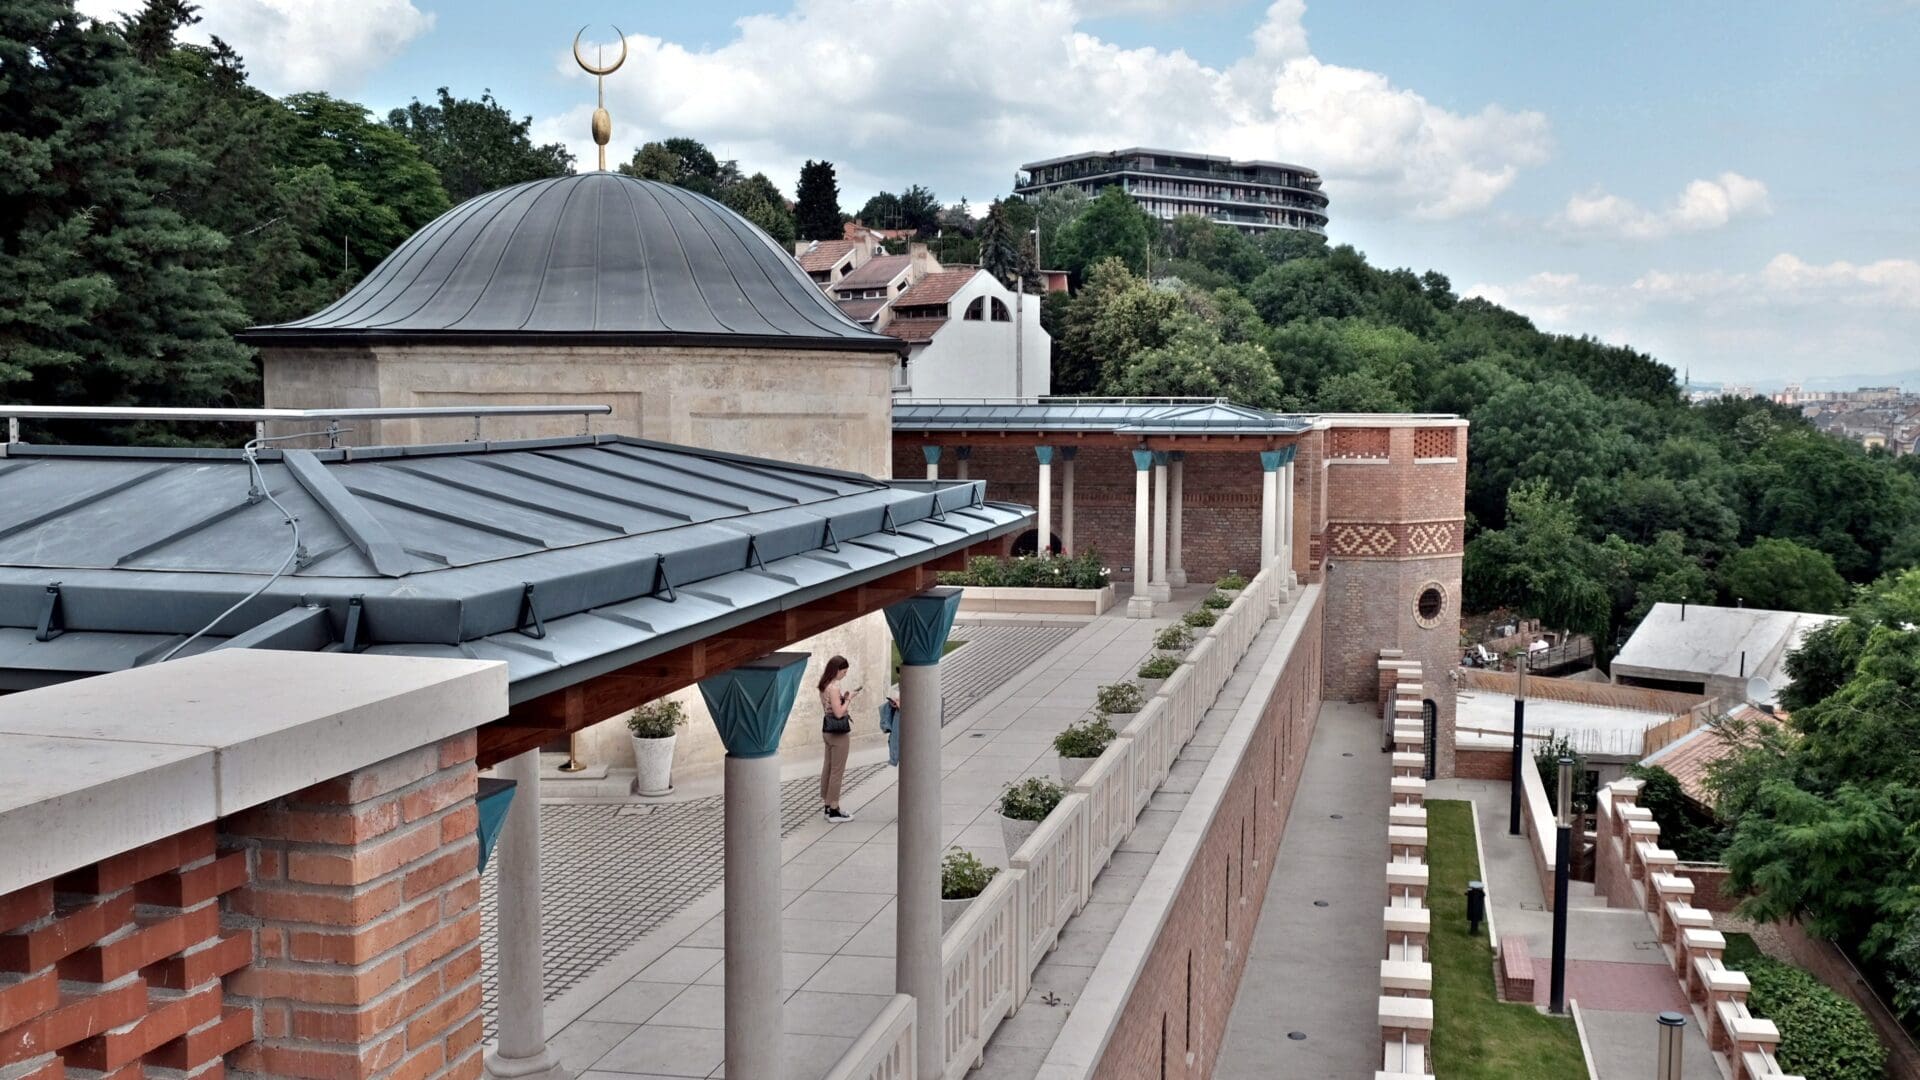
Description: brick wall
xmin=221 ymin=731 xmax=484 ymax=1080
xmin=1317 ymin=423 xmax=1467 ymax=778
xmin=892 ymin=444 xmax=1275 ymax=583
xmin=0 ymin=825 xmax=254 ymax=1078
xmin=1092 ymin=591 xmax=1324 ymax=1079
xmin=1674 ymin=863 xmax=1737 ymax=914
xmin=1455 ymin=747 xmax=1514 ymax=781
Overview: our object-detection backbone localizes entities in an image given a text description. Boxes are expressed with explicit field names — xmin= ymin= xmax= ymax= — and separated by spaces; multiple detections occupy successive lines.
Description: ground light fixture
xmin=1656 ymin=1011 xmax=1687 ymax=1079
xmin=1466 ymin=880 xmax=1486 ymax=936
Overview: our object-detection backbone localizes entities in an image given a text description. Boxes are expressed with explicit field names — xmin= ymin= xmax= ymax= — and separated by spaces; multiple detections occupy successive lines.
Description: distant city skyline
xmin=75 ymin=0 xmax=1920 ymax=384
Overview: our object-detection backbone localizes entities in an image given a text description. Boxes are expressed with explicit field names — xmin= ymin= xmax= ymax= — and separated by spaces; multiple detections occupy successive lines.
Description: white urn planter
xmin=942 ymin=897 xmax=974 ymax=933
xmin=999 ymin=814 xmax=1040 ymax=856
xmin=632 ymin=734 xmax=677 ymax=797
xmin=1058 ymin=754 xmax=1096 ymax=785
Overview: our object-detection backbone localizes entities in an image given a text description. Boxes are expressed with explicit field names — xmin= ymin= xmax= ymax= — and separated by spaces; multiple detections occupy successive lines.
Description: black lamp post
xmin=1509 ymin=655 xmax=1528 ymax=836
xmin=1549 ymin=755 xmax=1573 ymax=1014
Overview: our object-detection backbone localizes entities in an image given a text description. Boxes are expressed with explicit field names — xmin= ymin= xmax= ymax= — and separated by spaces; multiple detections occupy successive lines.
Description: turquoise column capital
xmin=1168 ymin=450 xmax=1185 ymax=463
xmin=1059 ymin=446 xmax=1077 ymax=461
xmin=1277 ymin=444 xmax=1297 ymax=467
xmin=1034 ymin=446 xmax=1055 ymax=465
xmin=955 ymin=445 xmax=972 ymax=460
xmin=1260 ymin=449 xmax=1284 ymax=472
xmin=886 ymin=587 xmax=963 ymax=667
xmin=921 ymin=445 xmax=942 ymax=465
xmin=1151 ymin=451 xmax=1171 ymax=467
xmin=1131 ymin=449 xmax=1154 ymax=471
xmin=698 ymin=651 xmax=810 ymax=758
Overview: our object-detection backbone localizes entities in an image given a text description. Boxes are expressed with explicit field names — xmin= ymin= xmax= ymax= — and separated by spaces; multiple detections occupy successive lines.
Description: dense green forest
xmin=6 ymin=0 xmax=1918 ymax=655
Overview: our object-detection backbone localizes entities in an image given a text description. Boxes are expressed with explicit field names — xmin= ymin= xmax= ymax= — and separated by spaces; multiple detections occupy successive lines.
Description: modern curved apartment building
xmin=1015 ymin=146 xmax=1329 ymax=235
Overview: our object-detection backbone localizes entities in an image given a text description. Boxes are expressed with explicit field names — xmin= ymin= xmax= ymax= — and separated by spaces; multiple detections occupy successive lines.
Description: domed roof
xmin=242 ymin=173 xmax=900 ymax=352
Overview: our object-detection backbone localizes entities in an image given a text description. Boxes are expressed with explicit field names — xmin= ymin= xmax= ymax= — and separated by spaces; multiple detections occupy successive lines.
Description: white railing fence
xmin=824 ymin=994 xmax=917 ymax=1080
xmin=827 ymin=561 xmax=1291 ymax=1080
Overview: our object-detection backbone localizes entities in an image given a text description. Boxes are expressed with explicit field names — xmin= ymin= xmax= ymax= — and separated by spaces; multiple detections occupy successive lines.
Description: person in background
xmin=879 ymin=684 xmax=902 ymax=768
xmin=818 ymin=655 xmax=859 ymax=822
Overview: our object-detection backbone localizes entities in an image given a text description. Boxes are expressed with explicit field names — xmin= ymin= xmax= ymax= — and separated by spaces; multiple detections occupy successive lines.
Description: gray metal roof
xmin=0 ymin=436 xmax=1026 ymax=701
xmin=240 ymin=173 xmax=902 ymax=353
xmin=892 ymin=398 xmax=1311 ymax=436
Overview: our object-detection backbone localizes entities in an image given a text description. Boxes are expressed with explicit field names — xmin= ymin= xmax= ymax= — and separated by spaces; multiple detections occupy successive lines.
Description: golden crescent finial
xmin=572 ymin=25 xmax=627 ymax=77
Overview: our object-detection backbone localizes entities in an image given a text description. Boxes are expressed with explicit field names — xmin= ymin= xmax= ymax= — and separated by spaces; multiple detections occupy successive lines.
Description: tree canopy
xmin=794 ymin=160 xmax=841 ymax=241
xmin=386 ymin=87 xmax=572 ymax=203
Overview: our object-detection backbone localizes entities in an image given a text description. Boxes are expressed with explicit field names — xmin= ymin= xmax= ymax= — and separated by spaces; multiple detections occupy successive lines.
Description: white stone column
xmin=698 ymin=654 xmax=810 ymax=1080
xmin=1060 ymin=449 xmax=1076 ymax=556
xmin=1259 ymin=454 xmax=1278 ymax=570
xmin=1036 ymin=446 xmax=1054 ymax=556
xmin=486 ymin=751 xmax=567 ymax=1080
xmin=1168 ymin=453 xmax=1187 ymax=587
xmin=886 ymin=589 xmax=962 ymax=1079
xmin=922 ymin=445 xmax=941 ymax=481
xmin=724 ymin=753 xmax=780 ymax=1078
xmin=1149 ymin=453 xmax=1171 ymax=601
xmin=1129 ymin=449 xmax=1153 ymax=617
xmin=1281 ymin=456 xmax=1297 ymax=586
xmin=956 ymin=446 xmax=970 ymax=481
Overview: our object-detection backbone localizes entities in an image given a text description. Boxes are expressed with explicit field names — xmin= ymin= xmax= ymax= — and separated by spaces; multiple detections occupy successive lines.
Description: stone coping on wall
xmin=1033 ymin=583 xmax=1322 ymax=1077
xmin=0 ymin=650 xmax=506 ymax=895
xmin=955 ymin=583 xmax=1116 ymax=616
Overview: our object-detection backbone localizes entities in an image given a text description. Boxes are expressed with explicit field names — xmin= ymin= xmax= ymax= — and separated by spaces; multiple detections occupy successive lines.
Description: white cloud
xmin=561 ymin=0 xmax=1550 ymax=219
xmin=76 ymin=0 xmax=433 ymax=96
xmin=1557 ymin=172 xmax=1769 ymax=240
xmin=1465 ymin=253 xmax=1920 ymax=381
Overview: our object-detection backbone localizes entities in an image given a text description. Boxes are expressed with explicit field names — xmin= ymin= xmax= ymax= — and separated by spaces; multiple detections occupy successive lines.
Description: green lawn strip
xmin=1427 ymin=799 xmax=1588 ymax=1079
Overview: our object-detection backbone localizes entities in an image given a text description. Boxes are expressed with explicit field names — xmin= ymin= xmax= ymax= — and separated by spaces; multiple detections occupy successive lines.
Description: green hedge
xmin=935 ymin=550 xmax=1108 ymax=589
xmin=1725 ymin=935 xmax=1885 ymax=1080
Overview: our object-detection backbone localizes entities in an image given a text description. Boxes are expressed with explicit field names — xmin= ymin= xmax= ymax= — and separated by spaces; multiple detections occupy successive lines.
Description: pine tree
xmin=0 ymin=0 xmax=254 ymax=414
xmin=795 ymin=160 xmax=842 ymax=241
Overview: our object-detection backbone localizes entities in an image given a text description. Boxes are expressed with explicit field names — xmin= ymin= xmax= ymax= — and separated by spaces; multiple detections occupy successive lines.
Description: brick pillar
xmin=222 ymin=732 xmax=484 ymax=1080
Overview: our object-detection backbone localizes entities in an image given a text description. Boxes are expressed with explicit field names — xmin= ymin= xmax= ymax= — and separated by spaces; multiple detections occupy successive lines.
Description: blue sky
xmin=89 ymin=0 xmax=1920 ymax=385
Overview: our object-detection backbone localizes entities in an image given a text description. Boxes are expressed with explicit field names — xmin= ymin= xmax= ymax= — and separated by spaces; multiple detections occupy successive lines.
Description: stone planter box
xmin=942 ymin=896 xmax=974 ymax=933
xmin=1000 ymin=813 xmax=1041 ymax=854
xmin=1059 ymin=754 xmax=1096 ymax=785
xmin=957 ymin=584 xmax=1115 ymax=617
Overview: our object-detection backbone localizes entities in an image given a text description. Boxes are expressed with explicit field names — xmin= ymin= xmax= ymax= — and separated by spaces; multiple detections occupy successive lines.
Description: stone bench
xmin=1389 ymin=825 xmax=1428 ymax=859
xmin=1390 ymin=776 xmax=1425 ymax=804
xmin=1499 ymin=936 xmax=1535 ymax=1002
xmin=1389 ymin=805 xmax=1427 ymax=829
xmin=1391 ymin=752 xmax=1425 ymax=777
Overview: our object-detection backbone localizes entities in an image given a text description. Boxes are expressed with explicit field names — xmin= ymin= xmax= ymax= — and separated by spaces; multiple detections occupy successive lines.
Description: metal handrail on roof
xmin=2 ymin=404 xmax=614 ymax=447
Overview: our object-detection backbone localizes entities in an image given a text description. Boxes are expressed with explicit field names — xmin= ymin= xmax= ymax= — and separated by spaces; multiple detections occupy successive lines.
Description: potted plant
xmin=1094 ymin=681 xmax=1145 ymax=718
xmin=998 ymin=776 xmax=1066 ymax=854
xmin=1153 ymin=625 xmax=1194 ymax=654
xmin=1202 ymin=591 xmax=1233 ymax=610
xmin=1184 ymin=608 xmax=1218 ymax=629
xmin=1053 ymin=716 xmax=1116 ymax=783
xmin=1216 ymin=571 xmax=1248 ymax=594
xmin=1138 ymin=654 xmax=1179 ymax=681
xmin=627 ymin=699 xmax=687 ymax=797
xmin=941 ymin=848 xmax=1000 ymax=931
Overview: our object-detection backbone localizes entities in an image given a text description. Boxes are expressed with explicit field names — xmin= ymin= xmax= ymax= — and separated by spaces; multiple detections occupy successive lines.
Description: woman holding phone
xmin=818 ymin=655 xmax=859 ymax=822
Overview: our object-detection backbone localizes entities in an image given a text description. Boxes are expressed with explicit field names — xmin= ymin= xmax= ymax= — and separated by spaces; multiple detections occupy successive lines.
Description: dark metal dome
xmin=241 ymin=173 xmax=900 ymax=352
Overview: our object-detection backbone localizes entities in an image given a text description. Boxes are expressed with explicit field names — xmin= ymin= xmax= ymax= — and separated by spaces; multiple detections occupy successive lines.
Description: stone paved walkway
xmin=537 ymin=591 xmax=1206 ymax=1079
xmin=1216 ymin=701 xmax=1385 ymax=1079
xmin=477 ymin=618 xmax=1077 ymax=1025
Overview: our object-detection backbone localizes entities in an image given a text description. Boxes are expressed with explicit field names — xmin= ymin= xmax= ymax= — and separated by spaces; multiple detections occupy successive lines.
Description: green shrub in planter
xmin=945 ymin=550 xmax=1110 ymax=590
xmin=1054 ymin=716 xmax=1116 ymax=759
xmin=1216 ymin=571 xmax=1248 ymax=591
xmin=999 ymin=777 xmax=1067 ymax=822
xmin=941 ymin=849 xmax=1000 ymax=900
xmin=1094 ymin=681 xmax=1145 ymax=717
xmin=1154 ymin=625 xmax=1194 ymax=652
xmin=1728 ymin=942 xmax=1885 ymax=1080
xmin=627 ymin=700 xmax=687 ymax=738
xmin=1183 ymin=608 xmax=1218 ymax=628
xmin=1202 ymin=592 xmax=1232 ymax=610
xmin=1138 ymin=654 xmax=1179 ymax=680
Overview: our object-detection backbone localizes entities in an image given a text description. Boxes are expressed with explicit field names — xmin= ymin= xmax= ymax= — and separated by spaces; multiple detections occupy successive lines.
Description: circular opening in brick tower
xmin=1416 ymin=585 xmax=1444 ymax=624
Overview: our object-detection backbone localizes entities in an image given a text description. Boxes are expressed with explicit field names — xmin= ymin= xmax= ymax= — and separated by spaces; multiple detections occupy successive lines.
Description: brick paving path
xmin=942 ymin=621 xmax=1083 ymax=720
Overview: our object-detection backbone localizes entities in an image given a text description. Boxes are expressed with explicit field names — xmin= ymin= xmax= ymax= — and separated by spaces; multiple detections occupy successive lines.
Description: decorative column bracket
xmin=885 ymin=587 xmax=963 ymax=669
xmin=699 ymin=651 xmax=811 ymax=757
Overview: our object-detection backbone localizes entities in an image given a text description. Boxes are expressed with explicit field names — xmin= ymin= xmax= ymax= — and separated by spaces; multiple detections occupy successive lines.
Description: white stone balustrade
xmin=1390 ymin=776 xmax=1426 ymax=804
